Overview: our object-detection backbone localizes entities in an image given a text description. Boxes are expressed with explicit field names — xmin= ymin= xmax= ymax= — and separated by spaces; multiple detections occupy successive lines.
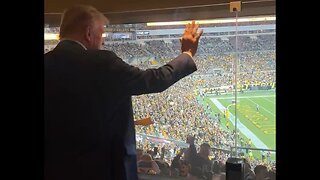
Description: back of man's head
xmin=136 ymin=148 xmax=144 ymax=161
xmin=140 ymin=153 xmax=153 ymax=161
xmin=199 ymin=143 xmax=211 ymax=158
xmin=254 ymin=165 xmax=268 ymax=180
xmin=59 ymin=5 xmax=108 ymax=39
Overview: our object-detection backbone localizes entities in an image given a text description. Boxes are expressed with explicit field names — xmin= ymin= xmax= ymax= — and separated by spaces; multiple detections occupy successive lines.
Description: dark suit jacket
xmin=44 ymin=40 xmax=197 ymax=180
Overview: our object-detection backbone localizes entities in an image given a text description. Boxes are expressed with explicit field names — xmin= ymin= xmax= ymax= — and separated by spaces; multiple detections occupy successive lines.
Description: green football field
xmin=199 ymin=90 xmax=276 ymax=159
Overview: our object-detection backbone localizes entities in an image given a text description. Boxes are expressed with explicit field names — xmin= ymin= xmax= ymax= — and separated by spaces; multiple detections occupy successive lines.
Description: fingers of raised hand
xmin=195 ymin=29 xmax=203 ymax=40
xmin=185 ymin=23 xmax=192 ymax=34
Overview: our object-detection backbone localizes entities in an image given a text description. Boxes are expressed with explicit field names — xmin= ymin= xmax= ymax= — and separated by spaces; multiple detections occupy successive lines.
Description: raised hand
xmin=180 ymin=20 xmax=203 ymax=57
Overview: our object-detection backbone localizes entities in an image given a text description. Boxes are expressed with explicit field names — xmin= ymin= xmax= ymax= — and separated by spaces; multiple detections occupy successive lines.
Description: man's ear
xmin=85 ymin=26 xmax=91 ymax=42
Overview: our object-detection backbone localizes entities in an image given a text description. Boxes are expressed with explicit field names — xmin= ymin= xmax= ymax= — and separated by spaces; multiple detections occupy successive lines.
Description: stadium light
xmin=146 ymin=16 xmax=275 ymax=26
xmin=44 ymin=33 xmax=59 ymax=40
xmin=44 ymin=33 xmax=107 ymax=40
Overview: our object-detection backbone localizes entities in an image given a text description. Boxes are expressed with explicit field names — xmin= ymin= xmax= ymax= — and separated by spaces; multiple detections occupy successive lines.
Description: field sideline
xmin=199 ymin=90 xmax=275 ymax=159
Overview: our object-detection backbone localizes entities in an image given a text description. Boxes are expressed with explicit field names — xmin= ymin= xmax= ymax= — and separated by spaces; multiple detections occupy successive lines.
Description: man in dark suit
xmin=44 ymin=5 xmax=203 ymax=180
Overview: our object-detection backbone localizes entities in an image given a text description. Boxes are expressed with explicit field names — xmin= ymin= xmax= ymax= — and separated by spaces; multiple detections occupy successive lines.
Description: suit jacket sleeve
xmin=105 ymin=51 xmax=197 ymax=95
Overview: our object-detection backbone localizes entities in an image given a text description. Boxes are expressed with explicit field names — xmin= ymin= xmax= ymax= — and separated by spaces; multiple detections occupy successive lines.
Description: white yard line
xmin=246 ymin=98 xmax=275 ymax=117
xmin=210 ymin=98 xmax=269 ymax=149
xmin=262 ymin=97 xmax=275 ymax=104
xmin=216 ymin=95 xmax=275 ymax=100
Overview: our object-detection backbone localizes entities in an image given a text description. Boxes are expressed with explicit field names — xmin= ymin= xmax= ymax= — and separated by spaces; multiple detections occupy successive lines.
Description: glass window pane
xmin=44 ymin=16 xmax=276 ymax=177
